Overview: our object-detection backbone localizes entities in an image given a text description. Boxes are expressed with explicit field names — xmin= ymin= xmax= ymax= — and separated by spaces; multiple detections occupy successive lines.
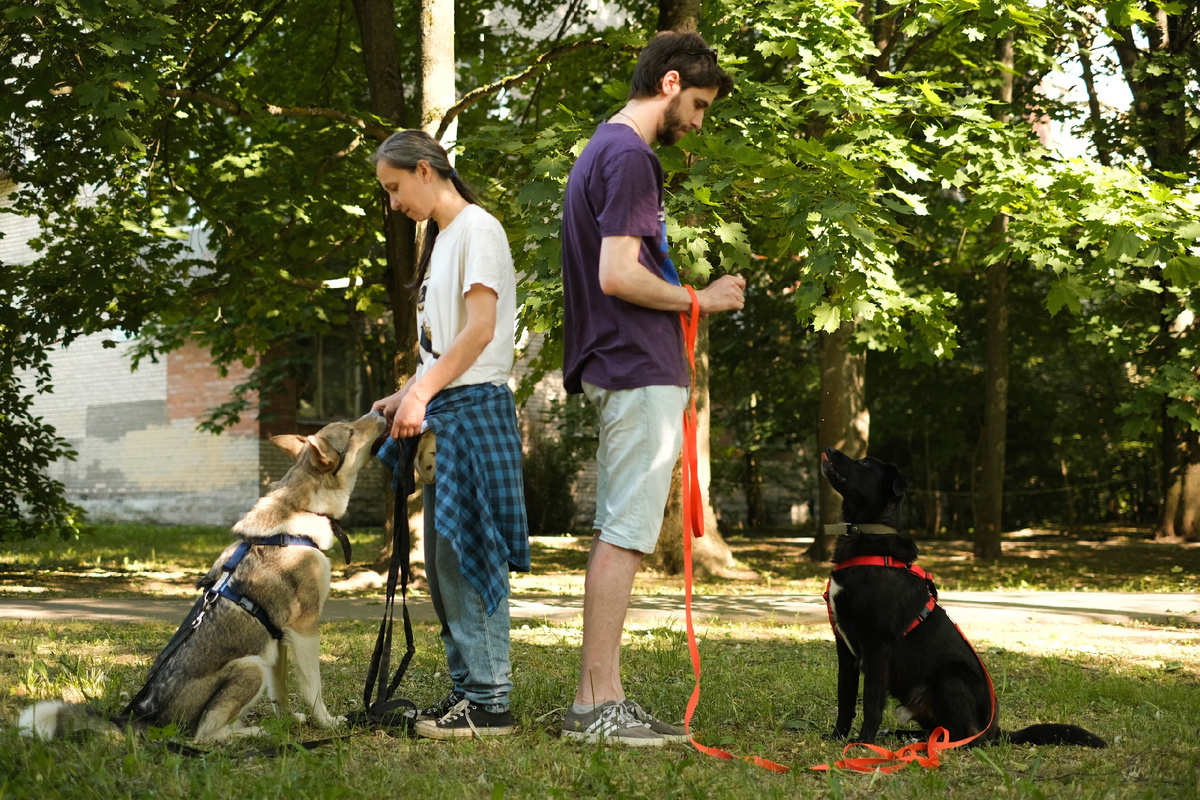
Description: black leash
xmin=346 ymin=438 xmax=420 ymax=732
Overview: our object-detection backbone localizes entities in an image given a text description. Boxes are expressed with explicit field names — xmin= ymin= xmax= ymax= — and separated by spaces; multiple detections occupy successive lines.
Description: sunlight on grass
xmin=2 ymin=617 xmax=1198 ymax=799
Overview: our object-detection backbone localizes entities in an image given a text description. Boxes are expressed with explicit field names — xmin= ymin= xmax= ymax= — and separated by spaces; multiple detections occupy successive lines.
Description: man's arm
xmin=598 ymin=235 xmax=745 ymax=315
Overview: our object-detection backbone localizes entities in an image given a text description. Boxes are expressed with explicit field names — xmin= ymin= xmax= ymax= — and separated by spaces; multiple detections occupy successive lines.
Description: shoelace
xmin=621 ymin=700 xmax=654 ymax=724
xmin=608 ymin=702 xmax=650 ymax=729
xmin=438 ymin=699 xmax=480 ymax=735
xmin=425 ymin=689 xmax=463 ymax=717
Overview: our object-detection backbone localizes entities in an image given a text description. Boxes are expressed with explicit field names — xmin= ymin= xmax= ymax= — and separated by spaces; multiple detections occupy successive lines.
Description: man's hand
xmin=696 ymin=273 xmax=746 ymax=316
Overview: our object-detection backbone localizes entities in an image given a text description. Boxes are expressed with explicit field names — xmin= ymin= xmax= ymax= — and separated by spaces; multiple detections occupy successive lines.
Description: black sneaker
xmin=417 ymin=688 xmax=464 ymax=721
xmin=413 ymin=699 xmax=515 ymax=739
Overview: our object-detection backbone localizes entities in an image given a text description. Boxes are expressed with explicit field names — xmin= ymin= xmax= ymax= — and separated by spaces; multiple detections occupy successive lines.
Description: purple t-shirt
xmin=561 ymin=122 xmax=687 ymax=395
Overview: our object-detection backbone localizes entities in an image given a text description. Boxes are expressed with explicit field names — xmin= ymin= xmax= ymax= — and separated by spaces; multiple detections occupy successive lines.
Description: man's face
xmin=657 ymin=85 xmax=719 ymax=146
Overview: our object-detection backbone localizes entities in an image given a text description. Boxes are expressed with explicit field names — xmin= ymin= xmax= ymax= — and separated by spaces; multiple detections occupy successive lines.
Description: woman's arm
xmin=386 ymin=283 xmax=498 ymax=439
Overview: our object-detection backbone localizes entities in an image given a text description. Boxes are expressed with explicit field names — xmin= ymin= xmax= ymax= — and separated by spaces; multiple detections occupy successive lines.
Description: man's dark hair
xmin=628 ymin=31 xmax=733 ymax=100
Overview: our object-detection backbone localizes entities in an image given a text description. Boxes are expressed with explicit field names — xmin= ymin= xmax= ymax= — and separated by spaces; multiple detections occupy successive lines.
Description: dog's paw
xmin=229 ymin=725 xmax=264 ymax=739
xmin=313 ymin=713 xmax=345 ymax=729
xmin=292 ymin=712 xmax=308 ymax=724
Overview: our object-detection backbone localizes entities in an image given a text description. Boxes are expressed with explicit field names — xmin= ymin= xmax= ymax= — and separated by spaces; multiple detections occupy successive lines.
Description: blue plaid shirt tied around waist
xmin=375 ymin=383 xmax=529 ymax=616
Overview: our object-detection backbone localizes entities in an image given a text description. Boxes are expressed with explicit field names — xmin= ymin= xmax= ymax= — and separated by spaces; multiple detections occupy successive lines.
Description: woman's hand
xmin=390 ymin=388 xmax=428 ymax=440
xmin=372 ymin=381 xmax=411 ymax=434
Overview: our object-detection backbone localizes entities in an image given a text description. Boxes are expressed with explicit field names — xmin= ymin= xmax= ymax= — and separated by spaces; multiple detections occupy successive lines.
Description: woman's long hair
xmin=371 ymin=130 xmax=481 ymax=292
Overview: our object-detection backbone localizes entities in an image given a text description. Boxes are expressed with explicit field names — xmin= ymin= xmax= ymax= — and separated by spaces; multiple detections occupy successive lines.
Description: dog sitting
xmin=18 ymin=409 xmax=388 ymax=743
xmin=820 ymin=447 xmax=1105 ymax=748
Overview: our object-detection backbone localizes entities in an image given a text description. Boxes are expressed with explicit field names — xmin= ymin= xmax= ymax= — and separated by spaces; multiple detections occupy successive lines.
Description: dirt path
xmin=4 ymin=589 xmax=1195 ymax=626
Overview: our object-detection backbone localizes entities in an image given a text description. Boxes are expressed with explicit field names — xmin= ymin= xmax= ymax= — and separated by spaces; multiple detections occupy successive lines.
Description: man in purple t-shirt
xmin=560 ymin=31 xmax=745 ymax=747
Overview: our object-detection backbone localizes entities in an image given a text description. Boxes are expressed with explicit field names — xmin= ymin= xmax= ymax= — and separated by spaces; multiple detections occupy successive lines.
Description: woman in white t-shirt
xmin=370 ymin=130 xmax=529 ymax=740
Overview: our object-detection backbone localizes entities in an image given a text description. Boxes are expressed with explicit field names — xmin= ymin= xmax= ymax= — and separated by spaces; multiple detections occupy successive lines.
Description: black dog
xmin=819 ymin=447 xmax=1105 ymax=748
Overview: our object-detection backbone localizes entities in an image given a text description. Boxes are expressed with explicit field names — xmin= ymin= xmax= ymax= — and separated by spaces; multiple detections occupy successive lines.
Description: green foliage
xmin=4 ymin=0 xmax=1199 ymax=538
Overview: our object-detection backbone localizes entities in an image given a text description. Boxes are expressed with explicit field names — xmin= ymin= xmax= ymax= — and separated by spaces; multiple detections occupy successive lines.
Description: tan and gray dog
xmin=18 ymin=408 xmax=388 ymax=742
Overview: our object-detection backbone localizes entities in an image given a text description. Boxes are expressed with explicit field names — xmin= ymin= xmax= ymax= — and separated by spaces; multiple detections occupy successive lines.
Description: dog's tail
xmin=17 ymin=700 xmax=120 ymax=740
xmin=1005 ymin=723 xmax=1106 ymax=748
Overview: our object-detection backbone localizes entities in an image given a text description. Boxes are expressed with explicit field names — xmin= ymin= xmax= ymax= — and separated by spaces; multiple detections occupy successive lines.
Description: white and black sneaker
xmin=561 ymin=700 xmax=665 ymax=747
xmin=417 ymin=688 xmax=465 ymax=721
xmin=413 ymin=698 xmax=515 ymax=739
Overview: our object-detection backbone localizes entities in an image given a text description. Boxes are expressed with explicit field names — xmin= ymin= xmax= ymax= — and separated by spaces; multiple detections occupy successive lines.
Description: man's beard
xmin=656 ymin=94 xmax=687 ymax=146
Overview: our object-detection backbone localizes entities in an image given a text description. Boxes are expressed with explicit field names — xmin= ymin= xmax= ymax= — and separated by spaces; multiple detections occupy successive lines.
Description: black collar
xmin=317 ymin=515 xmax=353 ymax=565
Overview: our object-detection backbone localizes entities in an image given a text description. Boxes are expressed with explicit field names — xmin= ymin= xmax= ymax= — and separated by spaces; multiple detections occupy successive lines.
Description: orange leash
xmin=679 ymin=286 xmax=789 ymax=774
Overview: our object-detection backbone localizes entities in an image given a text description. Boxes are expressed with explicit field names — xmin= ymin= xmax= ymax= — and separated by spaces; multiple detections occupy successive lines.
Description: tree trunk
xmin=353 ymin=0 xmax=421 ymax=571
xmin=421 ymin=0 xmax=457 ymax=145
xmin=646 ymin=0 xmax=743 ymax=577
xmin=808 ymin=321 xmax=868 ymax=561
xmin=744 ymin=448 xmax=764 ymax=530
xmin=1111 ymin=11 xmax=1198 ymax=541
xmin=658 ymin=0 xmax=700 ymax=32
xmin=1181 ymin=467 xmax=1200 ymax=542
xmin=1073 ymin=16 xmax=1111 ymax=166
xmin=974 ymin=31 xmax=1013 ymax=563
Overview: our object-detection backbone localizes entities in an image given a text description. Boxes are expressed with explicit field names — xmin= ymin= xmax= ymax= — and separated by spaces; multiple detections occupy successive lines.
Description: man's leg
xmin=563 ymin=382 xmax=685 ymax=746
xmin=574 ymin=535 xmax=643 ymax=705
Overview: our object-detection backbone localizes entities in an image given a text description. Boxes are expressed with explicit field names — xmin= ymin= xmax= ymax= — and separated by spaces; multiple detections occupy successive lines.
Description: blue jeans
xmin=424 ymin=483 xmax=513 ymax=713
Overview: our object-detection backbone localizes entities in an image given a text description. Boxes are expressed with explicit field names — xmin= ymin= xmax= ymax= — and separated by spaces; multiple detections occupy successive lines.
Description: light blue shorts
xmin=582 ymin=382 xmax=688 ymax=554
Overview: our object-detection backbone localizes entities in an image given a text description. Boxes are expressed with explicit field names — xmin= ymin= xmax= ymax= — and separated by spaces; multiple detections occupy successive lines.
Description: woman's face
xmin=376 ymin=160 xmax=434 ymax=222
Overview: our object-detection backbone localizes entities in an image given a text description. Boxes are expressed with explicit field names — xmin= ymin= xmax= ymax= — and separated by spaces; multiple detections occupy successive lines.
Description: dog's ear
xmin=271 ymin=434 xmax=309 ymax=461
xmin=305 ymin=434 xmax=343 ymax=473
xmin=892 ymin=471 xmax=908 ymax=497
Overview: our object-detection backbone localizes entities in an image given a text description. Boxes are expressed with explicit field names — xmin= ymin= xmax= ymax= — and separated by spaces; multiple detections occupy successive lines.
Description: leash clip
xmin=193 ymin=589 xmax=218 ymax=629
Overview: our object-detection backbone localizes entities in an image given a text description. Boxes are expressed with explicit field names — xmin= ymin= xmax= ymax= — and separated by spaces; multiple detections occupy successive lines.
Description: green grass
xmin=2 ymin=618 xmax=1198 ymax=799
xmin=3 ymin=523 xmax=1200 ymax=797
xmin=0 ymin=524 xmax=390 ymax=598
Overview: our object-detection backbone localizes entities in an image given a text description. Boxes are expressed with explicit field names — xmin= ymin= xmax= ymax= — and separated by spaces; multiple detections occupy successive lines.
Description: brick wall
xmin=167 ymin=341 xmax=258 ymax=435
xmin=18 ymin=334 xmax=261 ymax=526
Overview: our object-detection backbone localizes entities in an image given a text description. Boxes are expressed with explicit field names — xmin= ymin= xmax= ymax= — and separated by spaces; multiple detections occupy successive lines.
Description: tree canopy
xmin=2 ymin=0 xmax=1198 ymax=541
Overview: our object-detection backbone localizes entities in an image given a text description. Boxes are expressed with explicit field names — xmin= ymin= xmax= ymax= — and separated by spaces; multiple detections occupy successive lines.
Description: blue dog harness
xmin=198 ymin=534 xmax=323 ymax=640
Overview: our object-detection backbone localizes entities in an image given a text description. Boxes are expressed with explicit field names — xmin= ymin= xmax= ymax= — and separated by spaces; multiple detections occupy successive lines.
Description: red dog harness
xmin=824 ymin=554 xmax=939 ymax=638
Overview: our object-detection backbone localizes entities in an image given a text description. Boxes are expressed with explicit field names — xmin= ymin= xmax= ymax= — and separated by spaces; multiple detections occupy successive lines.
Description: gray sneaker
xmin=562 ymin=701 xmax=665 ymax=747
xmin=620 ymin=699 xmax=690 ymax=743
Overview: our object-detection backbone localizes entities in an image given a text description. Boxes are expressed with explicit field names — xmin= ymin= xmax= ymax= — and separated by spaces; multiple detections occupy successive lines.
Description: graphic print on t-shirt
xmin=417 ymin=281 xmax=440 ymax=363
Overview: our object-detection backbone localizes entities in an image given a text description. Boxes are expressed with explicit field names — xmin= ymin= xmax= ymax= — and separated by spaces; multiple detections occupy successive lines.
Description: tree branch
xmin=160 ymin=87 xmax=391 ymax=140
xmin=1110 ymin=23 xmax=1141 ymax=98
xmin=434 ymin=38 xmax=639 ymax=141
xmin=185 ymin=0 xmax=288 ymax=88
xmin=893 ymin=22 xmax=947 ymax=73
xmin=1074 ymin=17 xmax=1112 ymax=166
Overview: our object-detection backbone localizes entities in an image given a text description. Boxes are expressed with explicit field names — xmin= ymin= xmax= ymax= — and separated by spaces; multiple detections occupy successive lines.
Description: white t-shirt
xmin=414 ymin=203 xmax=517 ymax=388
